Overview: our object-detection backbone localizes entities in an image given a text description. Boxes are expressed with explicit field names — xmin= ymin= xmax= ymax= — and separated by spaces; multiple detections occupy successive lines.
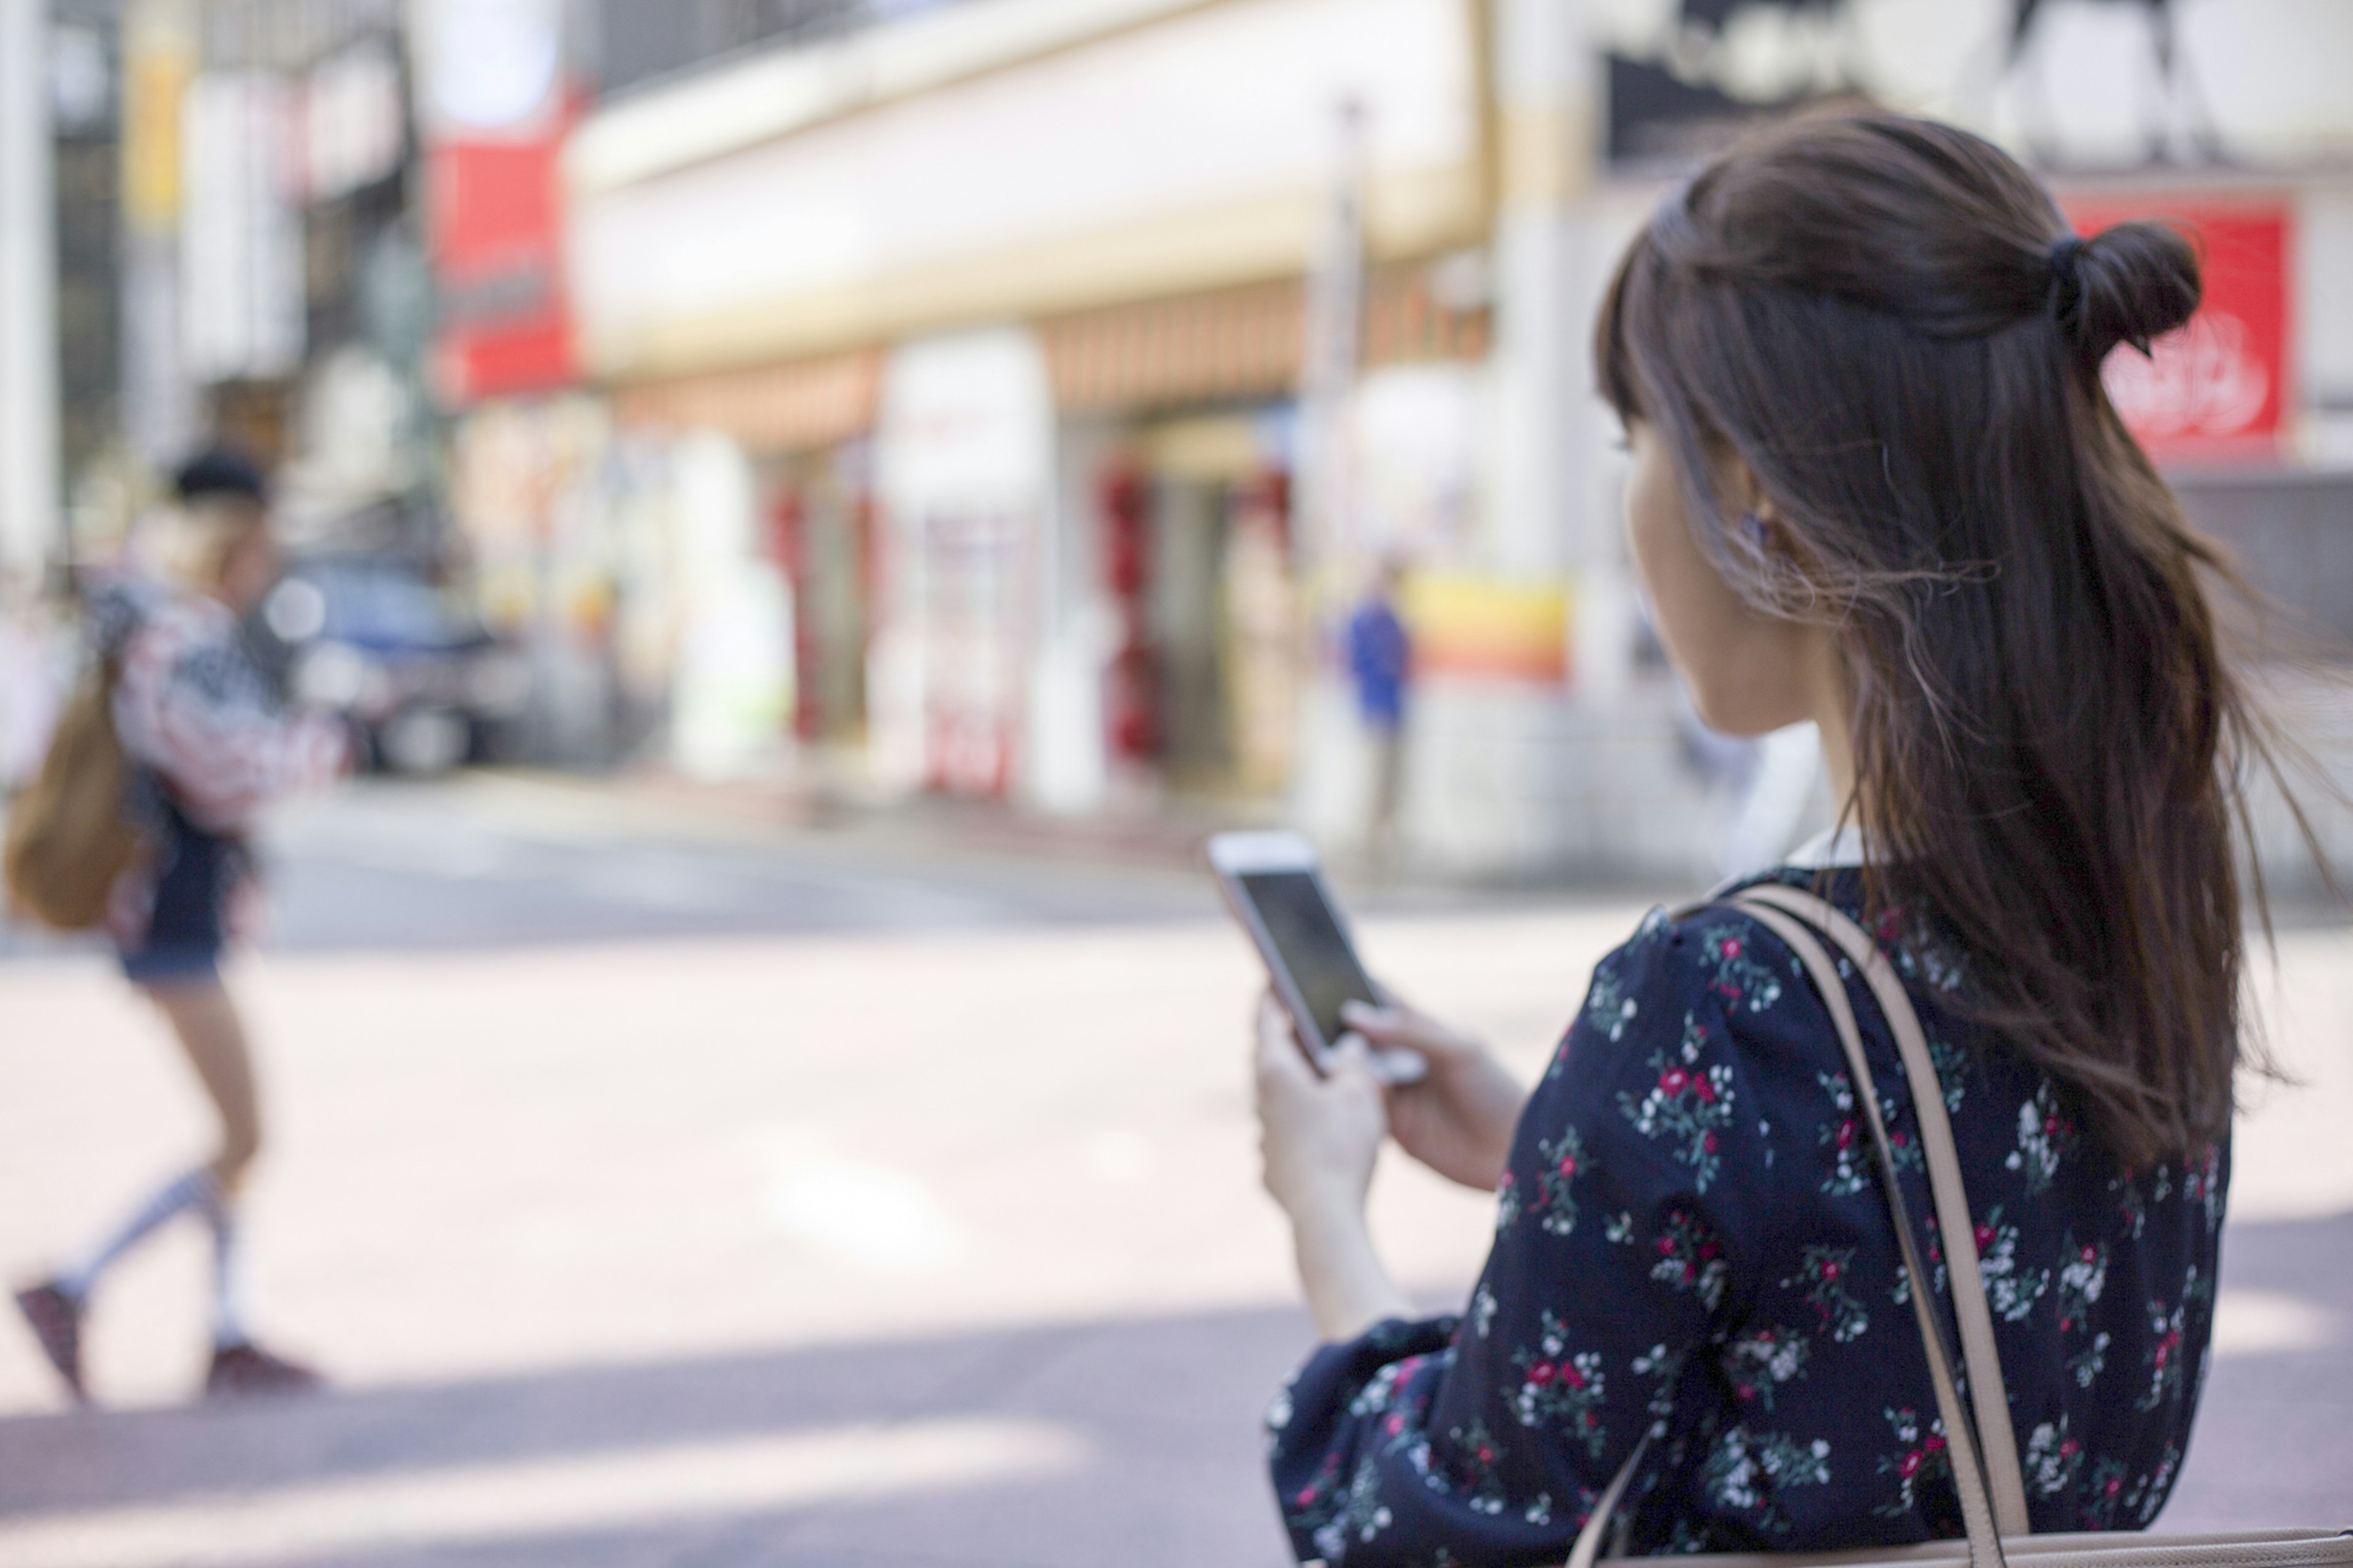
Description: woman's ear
xmin=1710 ymin=444 xmax=1778 ymax=543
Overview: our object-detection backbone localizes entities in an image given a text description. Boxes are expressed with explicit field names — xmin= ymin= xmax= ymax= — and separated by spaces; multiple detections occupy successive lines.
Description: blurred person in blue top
xmin=1346 ymin=555 xmax=1412 ymax=871
xmin=14 ymin=449 xmax=349 ymax=1403
xmin=1251 ymin=110 xmax=2311 ymax=1560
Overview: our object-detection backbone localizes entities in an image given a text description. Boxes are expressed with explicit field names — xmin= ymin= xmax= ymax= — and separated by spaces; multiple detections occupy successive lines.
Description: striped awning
xmin=607 ymin=263 xmax=1488 ymax=452
xmin=1043 ymin=263 xmax=1490 ymax=416
xmin=609 ymin=349 xmax=881 ymax=452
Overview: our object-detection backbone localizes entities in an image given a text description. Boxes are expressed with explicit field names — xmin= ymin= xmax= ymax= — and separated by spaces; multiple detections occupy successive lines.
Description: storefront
xmin=565 ymin=0 xmax=1509 ymax=824
xmin=604 ymin=350 xmax=879 ymax=781
xmin=557 ymin=0 xmax=2353 ymax=878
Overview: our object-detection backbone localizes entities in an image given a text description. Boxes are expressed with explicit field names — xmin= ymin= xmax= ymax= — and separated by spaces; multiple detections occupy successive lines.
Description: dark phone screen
xmin=1239 ymin=870 xmax=1379 ymax=1050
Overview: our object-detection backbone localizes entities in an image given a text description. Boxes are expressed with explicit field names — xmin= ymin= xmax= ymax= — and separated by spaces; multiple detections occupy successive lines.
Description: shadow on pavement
xmin=0 ymin=1301 xmax=1315 ymax=1568
xmin=0 ymin=1220 xmax=2339 ymax=1566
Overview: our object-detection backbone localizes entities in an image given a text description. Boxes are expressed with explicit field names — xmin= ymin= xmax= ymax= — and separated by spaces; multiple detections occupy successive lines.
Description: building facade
xmin=526 ymin=0 xmax=2353 ymax=879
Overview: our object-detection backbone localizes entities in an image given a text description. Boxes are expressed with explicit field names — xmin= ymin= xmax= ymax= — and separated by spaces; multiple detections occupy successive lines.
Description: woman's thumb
xmin=1329 ymin=1032 xmax=1377 ymax=1077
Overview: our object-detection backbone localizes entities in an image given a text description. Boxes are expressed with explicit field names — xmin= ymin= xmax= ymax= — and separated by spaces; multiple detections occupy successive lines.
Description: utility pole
xmin=0 ymin=0 xmax=63 ymax=583
xmin=120 ymin=0 xmax=199 ymax=469
xmin=1487 ymin=0 xmax=1604 ymax=585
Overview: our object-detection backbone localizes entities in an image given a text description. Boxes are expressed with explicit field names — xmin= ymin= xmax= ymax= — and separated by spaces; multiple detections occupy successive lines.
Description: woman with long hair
xmin=14 ymin=449 xmax=348 ymax=1401
xmin=1254 ymin=110 xmax=2303 ymax=1558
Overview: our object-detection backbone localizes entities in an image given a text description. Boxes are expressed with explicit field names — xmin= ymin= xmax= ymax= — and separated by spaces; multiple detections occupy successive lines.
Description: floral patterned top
xmin=1267 ymin=866 xmax=2226 ymax=1564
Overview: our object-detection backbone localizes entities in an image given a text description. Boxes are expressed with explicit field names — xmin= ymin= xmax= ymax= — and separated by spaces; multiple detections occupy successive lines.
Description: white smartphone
xmin=1208 ymin=830 xmax=1427 ymax=1084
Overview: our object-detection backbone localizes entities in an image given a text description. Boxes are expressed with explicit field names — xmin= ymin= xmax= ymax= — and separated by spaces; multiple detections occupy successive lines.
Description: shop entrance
xmin=1123 ymin=412 xmax=1298 ymax=800
xmin=767 ymin=443 xmax=872 ymax=751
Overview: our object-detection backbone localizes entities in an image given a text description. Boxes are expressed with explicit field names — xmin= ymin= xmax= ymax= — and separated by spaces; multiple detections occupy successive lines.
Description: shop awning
xmin=1042 ymin=265 xmax=1489 ymax=416
xmin=610 ymin=349 xmax=881 ymax=452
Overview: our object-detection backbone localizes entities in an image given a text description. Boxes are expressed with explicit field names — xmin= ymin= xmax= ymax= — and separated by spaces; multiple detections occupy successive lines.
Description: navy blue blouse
xmin=1268 ymin=866 xmax=2224 ymax=1562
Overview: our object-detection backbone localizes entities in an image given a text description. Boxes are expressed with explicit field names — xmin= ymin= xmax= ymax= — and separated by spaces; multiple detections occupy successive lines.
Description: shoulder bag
xmin=2 ymin=659 xmax=145 ymax=931
xmin=1561 ymin=883 xmax=2350 ymax=1568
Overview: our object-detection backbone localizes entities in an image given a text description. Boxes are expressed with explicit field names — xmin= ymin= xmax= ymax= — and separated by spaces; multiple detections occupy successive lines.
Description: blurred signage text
xmin=2066 ymin=197 xmax=2290 ymax=463
xmin=414 ymin=0 xmax=577 ymax=402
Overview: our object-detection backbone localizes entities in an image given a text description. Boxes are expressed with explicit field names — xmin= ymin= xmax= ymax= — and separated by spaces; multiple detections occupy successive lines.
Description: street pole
xmin=1472 ymin=0 xmax=1618 ymax=871
xmin=0 ymin=0 xmax=63 ymax=585
xmin=120 ymin=0 xmax=199 ymax=469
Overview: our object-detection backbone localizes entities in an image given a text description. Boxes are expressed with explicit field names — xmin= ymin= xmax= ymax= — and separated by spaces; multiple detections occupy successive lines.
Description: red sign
xmin=425 ymin=108 xmax=578 ymax=403
xmin=2063 ymin=197 xmax=2292 ymax=464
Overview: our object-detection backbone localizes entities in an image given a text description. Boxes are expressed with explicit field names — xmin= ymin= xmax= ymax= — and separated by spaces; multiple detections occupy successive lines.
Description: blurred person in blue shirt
xmin=1345 ymin=556 xmax=1411 ymax=873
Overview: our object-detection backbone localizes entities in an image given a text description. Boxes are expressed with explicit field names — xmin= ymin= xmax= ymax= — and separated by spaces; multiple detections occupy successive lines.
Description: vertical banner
xmin=119 ymin=0 xmax=199 ymax=463
xmin=411 ymin=0 xmax=576 ymax=403
xmin=872 ymin=329 xmax=1055 ymax=800
xmin=2065 ymin=197 xmax=2292 ymax=464
xmin=181 ymin=72 xmax=305 ymax=384
xmin=0 ymin=0 xmax=62 ymax=575
xmin=298 ymin=42 xmax=406 ymax=205
xmin=1294 ymin=99 xmax=1368 ymax=580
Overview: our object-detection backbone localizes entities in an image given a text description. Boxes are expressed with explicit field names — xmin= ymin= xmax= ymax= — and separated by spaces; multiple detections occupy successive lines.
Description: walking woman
xmin=1254 ymin=111 xmax=2298 ymax=1557
xmin=14 ymin=449 xmax=348 ymax=1401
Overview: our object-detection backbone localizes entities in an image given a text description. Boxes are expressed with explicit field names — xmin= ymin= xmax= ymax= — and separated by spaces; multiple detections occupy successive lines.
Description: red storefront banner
xmin=2063 ymin=197 xmax=2292 ymax=464
xmin=425 ymin=113 xmax=577 ymax=404
xmin=412 ymin=0 xmax=577 ymax=404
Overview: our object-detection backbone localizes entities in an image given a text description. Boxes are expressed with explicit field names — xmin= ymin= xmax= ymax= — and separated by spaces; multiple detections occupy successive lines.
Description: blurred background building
xmin=2 ymin=0 xmax=2350 ymax=880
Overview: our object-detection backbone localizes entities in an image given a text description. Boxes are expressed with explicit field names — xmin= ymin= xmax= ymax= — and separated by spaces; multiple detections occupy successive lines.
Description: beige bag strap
xmin=1737 ymin=884 xmax=2031 ymax=1536
xmin=1565 ymin=893 xmax=2013 ymax=1568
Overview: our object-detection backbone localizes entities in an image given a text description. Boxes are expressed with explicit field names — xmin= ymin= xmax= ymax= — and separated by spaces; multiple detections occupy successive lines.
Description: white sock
xmin=197 ymin=1181 xmax=249 ymax=1349
xmin=58 ymin=1167 xmax=218 ymax=1304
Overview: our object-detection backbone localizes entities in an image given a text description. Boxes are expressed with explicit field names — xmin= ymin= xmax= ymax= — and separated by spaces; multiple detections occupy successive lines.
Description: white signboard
xmin=182 ymin=72 xmax=304 ymax=383
xmin=870 ymin=328 xmax=1058 ymax=799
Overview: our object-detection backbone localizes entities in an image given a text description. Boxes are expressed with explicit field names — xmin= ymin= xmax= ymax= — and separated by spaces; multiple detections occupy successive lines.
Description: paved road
xmin=0 ymin=779 xmax=2345 ymax=1566
xmin=1 ymin=775 xmax=1227 ymax=962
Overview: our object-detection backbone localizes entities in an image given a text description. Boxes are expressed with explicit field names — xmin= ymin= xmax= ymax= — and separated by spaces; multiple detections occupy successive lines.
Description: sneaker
xmin=12 ymin=1282 xmax=86 ymax=1403
xmin=204 ymin=1340 xmax=324 ymax=1398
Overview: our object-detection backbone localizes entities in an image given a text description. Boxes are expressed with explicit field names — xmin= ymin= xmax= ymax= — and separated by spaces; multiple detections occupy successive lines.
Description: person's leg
xmin=14 ymin=1152 xmax=218 ymax=1401
xmin=146 ymin=977 xmax=262 ymax=1195
xmin=1368 ymin=726 xmax=1406 ymax=874
xmin=145 ymin=978 xmax=257 ymax=1349
xmin=11 ymin=970 xmax=250 ymax=1400
xmin=51 ymin=1167 xmax=218 ymax=1303
xmin=146 ymin=975 xmax=320 ymax=1393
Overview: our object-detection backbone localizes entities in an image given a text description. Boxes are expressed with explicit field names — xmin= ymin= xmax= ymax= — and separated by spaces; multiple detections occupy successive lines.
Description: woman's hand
xmin=1253 ymin=994 xmax=1411 ymax=1341
xmin=1341 ymin=997 xmax=1526 ymax=1193
xmin=1254 ymin=993 xmax=1387 ymax=1221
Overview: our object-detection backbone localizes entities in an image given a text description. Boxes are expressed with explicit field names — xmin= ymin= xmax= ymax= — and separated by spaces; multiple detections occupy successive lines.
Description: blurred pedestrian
xmin=1344 ymin=556 xmax=1411 ymax=872
xmin=11 ymin=448 xmax=349 ymax=1403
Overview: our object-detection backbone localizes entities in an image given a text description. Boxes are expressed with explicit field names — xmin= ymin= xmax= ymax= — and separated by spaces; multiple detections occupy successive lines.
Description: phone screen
xmin=1238 ymin=869 xmax=1379 ymax=1050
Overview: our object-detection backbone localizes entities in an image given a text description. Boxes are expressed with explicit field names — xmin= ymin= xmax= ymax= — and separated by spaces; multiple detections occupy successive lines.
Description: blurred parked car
xmin=257 ymin=556 xmax=531 ymax=775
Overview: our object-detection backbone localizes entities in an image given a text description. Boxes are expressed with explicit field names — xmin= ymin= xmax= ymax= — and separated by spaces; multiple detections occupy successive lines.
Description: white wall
xmin=2298 ymin=186 xmax=2353 ymax=464
xmin=569 ymin=0 xmax=1480 ymax=374
xmin=0 ymin=0 xmax=59 ymax=579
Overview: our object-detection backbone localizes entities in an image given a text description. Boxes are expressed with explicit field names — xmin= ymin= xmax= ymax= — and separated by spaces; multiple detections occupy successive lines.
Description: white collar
xmin=1784 ymin=824 xmax=1870 ymax=869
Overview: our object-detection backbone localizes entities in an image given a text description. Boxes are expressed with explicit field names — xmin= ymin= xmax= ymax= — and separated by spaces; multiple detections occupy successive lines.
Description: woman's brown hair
xmin=1596 ymin=108 xmax=2293 ymax=1170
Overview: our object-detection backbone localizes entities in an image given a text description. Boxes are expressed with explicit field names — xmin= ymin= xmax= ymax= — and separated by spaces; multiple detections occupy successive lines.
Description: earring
xmin=1738 ymin=510 xmax=1768 ymax=547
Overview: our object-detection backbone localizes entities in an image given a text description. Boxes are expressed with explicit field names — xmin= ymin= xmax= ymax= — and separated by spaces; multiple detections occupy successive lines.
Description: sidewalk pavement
xmin=0 ymin=795 xmax=2344 ymax=1564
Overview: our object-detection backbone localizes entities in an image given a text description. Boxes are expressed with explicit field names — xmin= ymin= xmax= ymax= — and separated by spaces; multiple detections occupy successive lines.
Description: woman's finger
xmin=1341 ymin=997 xmax=1472 ymax=1058
xmin=1325 ymin=1032 xmax=1381 ymax=1085
xmin=1256 ymin=993 xmax=1316 ymax=1088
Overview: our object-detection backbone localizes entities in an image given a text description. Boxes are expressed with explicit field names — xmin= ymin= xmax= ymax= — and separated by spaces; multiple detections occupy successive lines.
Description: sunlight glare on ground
xmin=0 ymin=1415 xmax=1087 ymax=1568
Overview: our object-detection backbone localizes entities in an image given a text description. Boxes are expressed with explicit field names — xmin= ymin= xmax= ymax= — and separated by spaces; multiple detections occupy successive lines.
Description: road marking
xmin=2210 ymin=1287 xmax=2340 ymax=1357
xmin=763 ymin=1155 xmax=975 ymax=1273
xmin=0 ymin=1415 xmax=1086 ymax=1568
xmin=567 ymin=853 xmax=742 ymax=912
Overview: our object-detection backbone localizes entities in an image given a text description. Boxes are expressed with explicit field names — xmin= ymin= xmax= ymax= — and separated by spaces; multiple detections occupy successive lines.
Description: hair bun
xmin=2065 ymin=220 xmax=2200 ymax=362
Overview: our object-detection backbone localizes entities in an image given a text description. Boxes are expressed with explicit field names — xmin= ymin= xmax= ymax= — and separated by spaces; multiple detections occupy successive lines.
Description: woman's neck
xmin=1805 ymin=632 xmax=1859 ymax=823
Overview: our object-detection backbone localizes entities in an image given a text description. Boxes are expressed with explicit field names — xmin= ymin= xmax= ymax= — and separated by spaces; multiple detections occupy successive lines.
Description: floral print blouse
xmin=1267 ymin=866 xmax=2226 ymax=1564
xmin=93 ymin=573 xmax=346 ymax=834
